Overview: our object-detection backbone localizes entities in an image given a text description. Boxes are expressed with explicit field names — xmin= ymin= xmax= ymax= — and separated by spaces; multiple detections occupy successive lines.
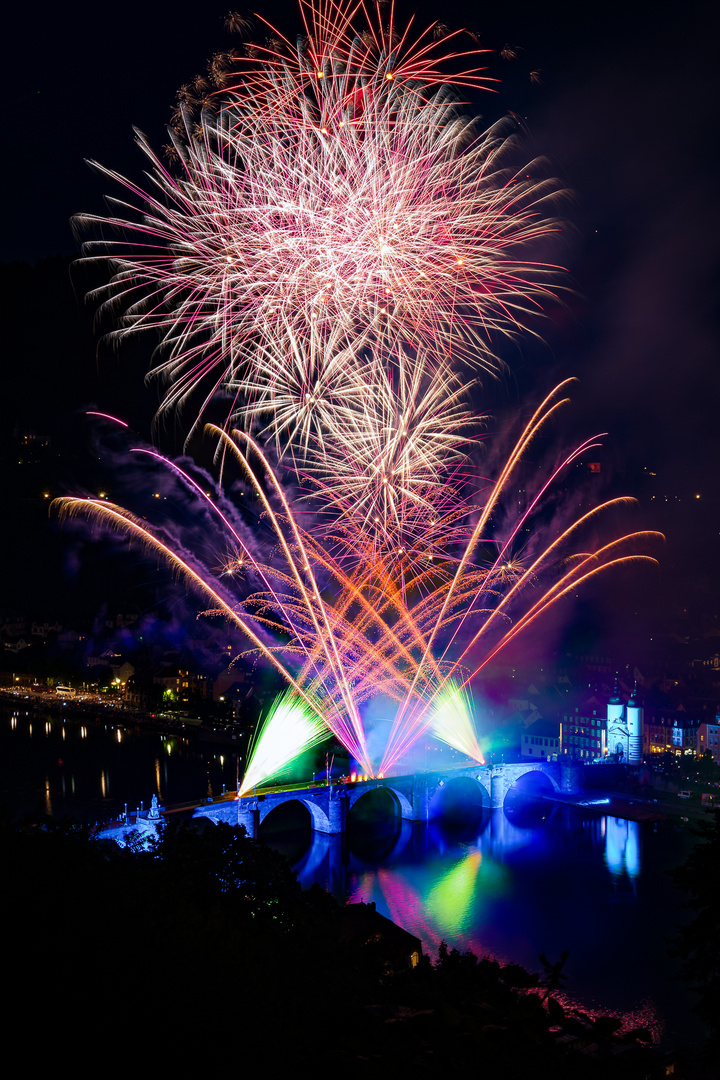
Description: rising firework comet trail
xmin=428 ymin=680 xmax=484 ymax=765
xmin=240 ymin=690 xmax=329 ymax=796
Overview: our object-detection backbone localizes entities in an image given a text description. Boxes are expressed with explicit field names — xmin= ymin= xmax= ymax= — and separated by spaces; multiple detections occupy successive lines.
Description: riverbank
xmin=547 ymin=790 xmax=714 ymax=826
xmin=0 ymin=685 xmax=167 ymax=725
xmin=4 ymin=688 xmax=716 ymax=828
xmin=0 ymin=687 xmax=244 ymax=745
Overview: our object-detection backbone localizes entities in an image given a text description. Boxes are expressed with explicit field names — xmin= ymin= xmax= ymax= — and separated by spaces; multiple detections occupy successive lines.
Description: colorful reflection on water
xmin=284 ymin=802 xmax=696 ymax=1048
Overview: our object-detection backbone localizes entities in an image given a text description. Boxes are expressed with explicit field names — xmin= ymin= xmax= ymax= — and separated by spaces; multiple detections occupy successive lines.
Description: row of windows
xmin=563 ymin=716 xmax=604 ymax=728
xmin=565 ymin=727 xmax=604 ymax=738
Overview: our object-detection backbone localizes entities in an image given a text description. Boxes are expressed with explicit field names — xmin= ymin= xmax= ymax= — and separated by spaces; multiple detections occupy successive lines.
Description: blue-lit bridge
xmin=192 ymin=761 xmax=583 ymax=837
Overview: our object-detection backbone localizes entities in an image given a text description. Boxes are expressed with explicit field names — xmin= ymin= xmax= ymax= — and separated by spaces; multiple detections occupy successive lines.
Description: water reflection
xmin=294 ymin=829 xmax=331 ymax=881
xmin=2 ymin=705 xmax=239 ymax=820
xmin=425 ymin=849 xmax=483 ymax=937
xmin=484 ymin=802 xmax=554 ymax=853
xmin=605 ymin=816 xmax=640 ymax=883
xmin=289 ymin=801 xmax=646 ymax=973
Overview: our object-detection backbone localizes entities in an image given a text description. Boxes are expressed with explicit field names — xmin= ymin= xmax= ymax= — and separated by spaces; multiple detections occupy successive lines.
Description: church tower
xmin=606 ymin=674 xmax=629 ymax=761
xmin=626 ymin=682 xmax=643 ymax=765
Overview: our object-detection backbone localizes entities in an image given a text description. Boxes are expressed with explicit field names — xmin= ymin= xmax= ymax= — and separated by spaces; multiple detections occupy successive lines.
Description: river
xmin=0 ymin=701 xmax=702 ymax=1049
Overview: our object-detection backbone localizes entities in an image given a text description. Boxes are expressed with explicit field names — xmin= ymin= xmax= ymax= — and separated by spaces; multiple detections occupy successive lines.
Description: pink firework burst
xmin=75 ymin=0 xmax=565 ymax=443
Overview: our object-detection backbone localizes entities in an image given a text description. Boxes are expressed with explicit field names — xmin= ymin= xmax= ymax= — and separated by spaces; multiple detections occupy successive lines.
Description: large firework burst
xmin=75 ymin=0 xmax=564 ymax=451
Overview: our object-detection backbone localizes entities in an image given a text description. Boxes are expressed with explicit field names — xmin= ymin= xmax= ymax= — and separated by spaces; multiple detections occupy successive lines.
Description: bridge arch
xmin=192 ymin=803 xmax=237 ymax=827
xmin=348 ymin=783 xmax=412 ymax=819
xmin=428 ymin=773 xmax=491 ymax=821
xmin=502 ymin=766 xmax=559 ymax=808
xmin=258 ymin=797 xmax=331 ymax=834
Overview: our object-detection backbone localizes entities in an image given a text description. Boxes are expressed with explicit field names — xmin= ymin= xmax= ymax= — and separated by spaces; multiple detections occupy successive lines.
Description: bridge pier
xmin=490 ymin=771 xmax=505 ymax=808
xmin=560 ymin=763 xmax=584 ymax=796
xmin=238 ymin=800 xmax=258 ymax=838
xmin=408 ymin=776 xmax=431 ymax=821
xmin=324 ymin=787 xmax=347 ymax=833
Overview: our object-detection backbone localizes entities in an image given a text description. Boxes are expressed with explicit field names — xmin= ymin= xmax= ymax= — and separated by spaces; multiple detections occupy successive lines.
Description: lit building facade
xmin=560 ymin=700 xmax=608 ymax=760
xmin=521 ymin=718 xmax=560 ymax=760
xmin=560 ymin=681 xmax=643 ymax=764
xmin=643 ymin=712 xmax=702 ymax=757
xmin=606 ymin=684 xmax=643 ymax=765
xmin=153 ymin=668 xmax=210 ymax=705
xmin=697 ymin=719 xmax=720 ymax=763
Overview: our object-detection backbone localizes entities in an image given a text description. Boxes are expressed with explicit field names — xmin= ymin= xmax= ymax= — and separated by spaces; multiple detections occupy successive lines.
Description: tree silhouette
xmin=670 ymin=811 xmax=720 ymax=1054
xmin=539 ymin=949 xmax=569 ymax=1000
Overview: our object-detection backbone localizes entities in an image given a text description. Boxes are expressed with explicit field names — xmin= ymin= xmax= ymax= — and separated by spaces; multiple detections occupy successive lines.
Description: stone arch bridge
xmin=193 ymin=762 xmax=582 ymax=838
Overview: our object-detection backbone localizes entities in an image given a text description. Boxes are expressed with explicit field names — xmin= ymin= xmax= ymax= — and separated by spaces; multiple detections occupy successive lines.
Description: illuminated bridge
xmin=192 ymin=762 xmax=583 ymax=838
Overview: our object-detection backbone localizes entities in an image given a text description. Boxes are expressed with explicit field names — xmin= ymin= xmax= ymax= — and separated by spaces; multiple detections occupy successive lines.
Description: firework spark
xmin=300 ymin=345 xmax=476 ymax=563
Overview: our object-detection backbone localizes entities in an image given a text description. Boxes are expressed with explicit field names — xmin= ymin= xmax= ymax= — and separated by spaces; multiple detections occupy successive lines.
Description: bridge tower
xmin=627 ymin=684 xmax=643 ymax=765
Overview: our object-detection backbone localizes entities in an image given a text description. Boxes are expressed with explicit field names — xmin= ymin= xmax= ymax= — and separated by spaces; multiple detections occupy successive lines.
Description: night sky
xmin=2 ymin=0 xmax=719 ymax=656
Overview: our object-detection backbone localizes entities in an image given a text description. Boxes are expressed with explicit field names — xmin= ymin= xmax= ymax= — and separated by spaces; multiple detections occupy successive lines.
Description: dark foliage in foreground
xmin=670 ymin=811 xmax=720 ymax=1059
xmin=2 ymin=814 xmax=671 ymax=1077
